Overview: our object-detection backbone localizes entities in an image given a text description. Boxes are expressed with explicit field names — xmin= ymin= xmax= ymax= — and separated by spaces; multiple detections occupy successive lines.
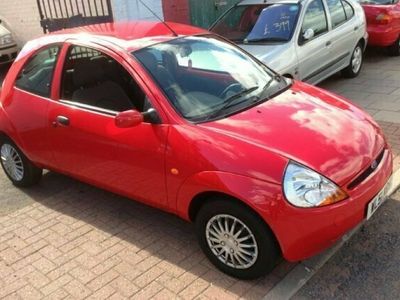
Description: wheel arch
xmin=188 ymin=190 xmax=283 ymax=256
xmin=358 ymin=37 xmax=366 ymax=51
xmin=176 ymin=171 xmax=284 ymax=252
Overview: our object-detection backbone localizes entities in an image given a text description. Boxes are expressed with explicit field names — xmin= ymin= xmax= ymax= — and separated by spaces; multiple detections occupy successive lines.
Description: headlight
xmin=0 ymin=34 xmax=14 ymax=46
xmin=283 ymin=161 xmax=348 ymax=208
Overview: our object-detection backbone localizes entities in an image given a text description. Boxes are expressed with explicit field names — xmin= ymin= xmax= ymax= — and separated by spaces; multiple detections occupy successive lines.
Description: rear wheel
xmin=195 ymin=198 xmax=280 ymax=279
xmin=342 ymin=43 xmax=363 ymax=78
xmin=0 ymin=139 xmax=42 ymax=187
xmin=387 ymin=37 xmax=400 ymax=56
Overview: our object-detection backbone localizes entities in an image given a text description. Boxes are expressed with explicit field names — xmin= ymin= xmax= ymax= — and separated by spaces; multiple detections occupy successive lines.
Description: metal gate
xmin=36 ymin=0 xmax=114 ymax=33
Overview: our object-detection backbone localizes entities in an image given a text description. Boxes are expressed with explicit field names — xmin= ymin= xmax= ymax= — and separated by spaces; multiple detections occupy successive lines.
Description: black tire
xmin=342 ymin=43 xmax=364 ymax=78
xmin=0 ymin=139 xmax=42 ymax=187
xmin=195 ymin=198 xmax=280 ymax=279
xmin=387 ymin=37 xmax=400 ymax=56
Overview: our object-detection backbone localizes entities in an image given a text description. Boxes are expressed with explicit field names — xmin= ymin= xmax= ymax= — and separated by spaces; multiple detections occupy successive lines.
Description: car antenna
xmin=137 ymin=0 xmax=178 ymax=37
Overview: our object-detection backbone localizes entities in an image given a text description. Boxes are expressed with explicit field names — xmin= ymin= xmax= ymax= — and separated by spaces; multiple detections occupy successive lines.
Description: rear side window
xmin=342 ymin=0 xmax=354 ymax=19
xmin=327 ymin=0 xmax=347 ymax=28
xmin=15 ymin=46 xmax=60 ymax=97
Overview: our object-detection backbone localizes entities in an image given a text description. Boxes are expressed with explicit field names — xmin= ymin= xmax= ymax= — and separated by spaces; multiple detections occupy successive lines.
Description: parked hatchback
xmin=0 ymin=19 xmax=18 ymax=65
xmin=360 ymin=0 xmax=400 ymax=55
xmin=0 ymin=22 xmax=393 ymax=279
xmin=211 ymin=0 xmax=368 ymax=84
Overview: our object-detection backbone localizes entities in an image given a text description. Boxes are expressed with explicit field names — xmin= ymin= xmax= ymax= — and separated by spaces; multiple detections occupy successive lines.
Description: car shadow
xmin=17 ymin=171 xmax=296 ymax=297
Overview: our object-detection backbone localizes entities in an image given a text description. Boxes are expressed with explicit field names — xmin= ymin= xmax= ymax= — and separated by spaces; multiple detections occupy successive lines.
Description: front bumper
xmin=272 ymin=148 xmax=393 ymax=262
xmin=0 ymin=44 xmax=18 ymax=64
xmin=367 ymin=25 xmax=398 ymax=47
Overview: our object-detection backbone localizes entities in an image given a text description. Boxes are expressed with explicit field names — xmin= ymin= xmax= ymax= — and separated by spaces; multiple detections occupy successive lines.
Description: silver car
xmin=0 ymin=19 xmax=18 ymax=65
xmin=211 ymin=0 xmax=368 ymax=84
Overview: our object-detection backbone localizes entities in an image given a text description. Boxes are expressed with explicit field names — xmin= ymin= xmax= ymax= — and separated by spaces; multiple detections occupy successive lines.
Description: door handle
xmin=53 ymin=116 xmax=70 ymax=127
xmin=326 ymin=41 xmax=332 ymax=47
xmin=354 ymin=26 xmax=359 ymax=31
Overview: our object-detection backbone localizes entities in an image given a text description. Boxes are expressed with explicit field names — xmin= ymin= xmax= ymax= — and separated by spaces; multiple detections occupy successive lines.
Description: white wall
xmin=112 ymin=0 xmax=164 ymax=22
xmin=0 ymin=0 xmax=43 ymax=46
xmin=0 ymin=0 xmax=164 ymax=45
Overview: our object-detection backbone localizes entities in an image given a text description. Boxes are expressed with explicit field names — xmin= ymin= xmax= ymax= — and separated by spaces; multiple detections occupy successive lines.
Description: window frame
xmin=325 ymin=0 xmax=349 ymax=29
xmin=298 ymin=0 xmax=329 ymax=46
xmin=341 ymin=0 xmax=355 ymax=21
xmin=15 ymin=44 xmax=62 ymax=98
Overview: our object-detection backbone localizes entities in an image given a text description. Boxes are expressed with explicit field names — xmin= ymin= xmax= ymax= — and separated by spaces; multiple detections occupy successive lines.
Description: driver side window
xmin=301 ymin=0 xmax=328 ymax=43
xmin=61 ymin=45 xmax=151 ymax=113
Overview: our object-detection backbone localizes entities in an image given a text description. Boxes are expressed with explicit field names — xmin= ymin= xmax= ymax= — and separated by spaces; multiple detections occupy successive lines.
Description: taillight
xmin=376 ymin=13 xmax=392 ymax=25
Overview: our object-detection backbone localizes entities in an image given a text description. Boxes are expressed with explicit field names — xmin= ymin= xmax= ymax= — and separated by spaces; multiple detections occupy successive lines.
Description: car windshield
xmin=133 ymin=36 xmax=287 ymax=123
xmin=211 ymin=4 xmax=300 ymax=43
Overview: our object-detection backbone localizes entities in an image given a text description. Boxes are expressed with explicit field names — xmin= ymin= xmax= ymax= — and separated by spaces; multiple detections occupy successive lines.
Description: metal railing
xmin=36 ymin=0 xmax=113 ymax=33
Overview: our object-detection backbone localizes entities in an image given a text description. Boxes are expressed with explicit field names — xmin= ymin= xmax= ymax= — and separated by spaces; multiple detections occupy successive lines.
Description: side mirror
xmin=303 ymin=28 xmax=314 ymax=41
xmin=115 ymin=110 xmax=143 ymax=128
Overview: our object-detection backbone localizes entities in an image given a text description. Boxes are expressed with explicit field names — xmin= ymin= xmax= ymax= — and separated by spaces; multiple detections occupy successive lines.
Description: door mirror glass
xmin=303 ymin=28 xmax=315 ymax=41
xmin=115 ymin=110 xmax=143 ymax=128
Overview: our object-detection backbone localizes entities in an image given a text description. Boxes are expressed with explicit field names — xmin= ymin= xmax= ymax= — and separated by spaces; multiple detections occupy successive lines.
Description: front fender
xmin=175 ymin=171 xmax=283 ymax=230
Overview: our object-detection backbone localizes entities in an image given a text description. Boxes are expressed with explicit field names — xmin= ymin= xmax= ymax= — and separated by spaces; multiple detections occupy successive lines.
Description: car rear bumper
xmin=0 ymin=44 xmax=18 ymax=64
xmin=367 ymin=25 xmax=398 ymax=47
xmin=272 ymin=148 xmax=393 ymax=262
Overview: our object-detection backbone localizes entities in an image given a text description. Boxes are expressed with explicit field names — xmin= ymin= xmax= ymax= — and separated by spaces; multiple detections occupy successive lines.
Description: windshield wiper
xmin=205 ymin=86 xmax=259 ymax=121
xmin=244 ymin=37 xmax=288 ymax=43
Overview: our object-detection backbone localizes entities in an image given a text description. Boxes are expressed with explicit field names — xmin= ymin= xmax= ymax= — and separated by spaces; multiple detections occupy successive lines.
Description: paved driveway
xmin=0 ymin=49 xmax=399 ymax=299
xmin=294 ymin=189 xmax=400 ymax=300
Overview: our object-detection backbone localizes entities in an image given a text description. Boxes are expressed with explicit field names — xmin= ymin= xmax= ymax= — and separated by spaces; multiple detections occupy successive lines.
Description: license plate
xmin=366 ymin=176 xmax=393 ymax=220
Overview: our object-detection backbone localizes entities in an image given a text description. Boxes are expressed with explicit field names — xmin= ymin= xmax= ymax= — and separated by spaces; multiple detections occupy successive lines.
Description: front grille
xmin=347 ymin=149 xmax=385 ymax=190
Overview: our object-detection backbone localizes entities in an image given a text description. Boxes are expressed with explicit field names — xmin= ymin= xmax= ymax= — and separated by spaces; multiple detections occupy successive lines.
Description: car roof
xmin=34 ymin=21 xmax=209 ymax=52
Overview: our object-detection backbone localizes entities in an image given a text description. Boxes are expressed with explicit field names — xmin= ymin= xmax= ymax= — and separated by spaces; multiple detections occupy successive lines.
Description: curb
xmin=263 ymin=168 xmax=400 ymax=300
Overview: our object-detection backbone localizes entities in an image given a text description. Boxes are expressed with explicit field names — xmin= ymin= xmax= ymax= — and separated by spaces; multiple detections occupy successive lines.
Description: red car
xmin=0 ymin=21 xmax=393 ymax=279
xmin=361 ymin=0 xmax=400 ymax=55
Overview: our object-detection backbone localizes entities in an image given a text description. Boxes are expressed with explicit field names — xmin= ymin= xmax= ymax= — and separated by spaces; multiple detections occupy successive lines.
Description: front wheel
xmin=342 ymin=43 xmax=363 ymax=78
xmin=0 ymin=139 xmax=42 ymax=187
xmin=195 ymin=198 xmax=280 ymax=279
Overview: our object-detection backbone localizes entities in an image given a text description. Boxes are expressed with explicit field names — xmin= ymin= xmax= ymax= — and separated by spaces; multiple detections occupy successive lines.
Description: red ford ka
xmin=0 ymin=22 xmax=393 ymax=279
xmin=361 ymin=0 xmax=400 ymax=55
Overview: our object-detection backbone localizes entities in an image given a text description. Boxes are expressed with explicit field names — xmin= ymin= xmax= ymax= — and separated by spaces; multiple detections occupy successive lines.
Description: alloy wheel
xmin=206 ymin=214 xmax=258 ymax=269
xmin=1 ymin=144 xmax=24 ymax=181
xmin=352 ymin=46 xmax=362 ymax=74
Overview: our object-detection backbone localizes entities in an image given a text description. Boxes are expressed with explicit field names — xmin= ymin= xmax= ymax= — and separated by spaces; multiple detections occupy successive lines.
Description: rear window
xmin=15 ymin=46 xmax=60 ymax=97
xmin=211 ymin=4 xmax=300 ymax=43
xmin=359 ymin=0 xmax=396 ymax=4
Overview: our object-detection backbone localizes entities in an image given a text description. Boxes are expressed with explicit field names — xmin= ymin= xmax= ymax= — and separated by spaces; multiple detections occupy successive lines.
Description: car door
xmin=47 ymin=42 xmax=169 ymax=207
xmin=324 ymin=0 xmax=358 ymax=69
xmin=6 ymin=45 xmax=61 ymax=165
xmin=295 ymin=0 xmax=332 ymax=83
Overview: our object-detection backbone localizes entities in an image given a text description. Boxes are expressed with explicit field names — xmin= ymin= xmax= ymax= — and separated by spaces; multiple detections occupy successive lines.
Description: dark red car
xmin=0 ymin=22 xmax=393 ymax=279
xmin=361 ymin=0 xmax=400 ymax=55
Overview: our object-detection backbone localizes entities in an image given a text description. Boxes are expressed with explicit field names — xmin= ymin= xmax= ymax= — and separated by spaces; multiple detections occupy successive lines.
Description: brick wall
xmin=0 ymin=0 xmax=43 ymax=47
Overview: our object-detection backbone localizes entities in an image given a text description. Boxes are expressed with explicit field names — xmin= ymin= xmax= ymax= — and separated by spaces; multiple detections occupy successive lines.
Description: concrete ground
xmin=0 ymin=48 xmax=399 ymax=299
